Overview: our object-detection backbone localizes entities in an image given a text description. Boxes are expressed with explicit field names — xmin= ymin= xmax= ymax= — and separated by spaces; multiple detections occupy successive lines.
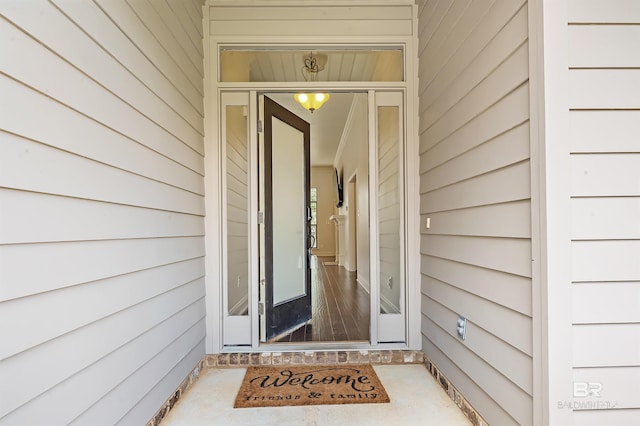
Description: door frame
xmin=204 ymin=40 xmax=421 ymax=355
xmin=345 ymin=170 xmax=358 ymax=273
xmin=216 ymin=88 xmax=416 ymax=352
xmin=212 ymin=90 xmax=419 ymax=352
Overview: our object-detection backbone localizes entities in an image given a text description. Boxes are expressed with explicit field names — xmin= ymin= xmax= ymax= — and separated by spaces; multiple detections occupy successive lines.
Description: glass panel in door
xmin=222 ymin=93 xmax=253 ymax=347
xmin=374 ymin=92 xmax=405 ymax=343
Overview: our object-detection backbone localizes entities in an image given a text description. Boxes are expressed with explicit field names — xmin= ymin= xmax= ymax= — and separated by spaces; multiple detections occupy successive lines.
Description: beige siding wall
xmin=0 ymin=1 xmax=205 ymax=424
xmin=209 ymin=4 xmax=414 ymax=38
xmin=417 ymin=1 xmax=532 ymax=425
xmin=568 ymin=0 xmax=640 ymax=423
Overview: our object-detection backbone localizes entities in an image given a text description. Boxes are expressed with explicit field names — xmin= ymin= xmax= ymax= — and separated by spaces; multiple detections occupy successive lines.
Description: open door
xmin=263 ymin=96 xmax=312 ymax=341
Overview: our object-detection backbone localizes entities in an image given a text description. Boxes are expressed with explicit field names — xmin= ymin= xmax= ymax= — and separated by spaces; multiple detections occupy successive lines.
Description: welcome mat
xmin=234 ymin=365 xmax=390 ymax=408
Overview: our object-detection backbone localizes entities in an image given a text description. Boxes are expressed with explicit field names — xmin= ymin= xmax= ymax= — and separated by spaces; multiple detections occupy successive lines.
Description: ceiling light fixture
xmin=294 ymin=93 xmax=330 ymax=113
xmin=295 ymin=52 xmax=329 ymax=113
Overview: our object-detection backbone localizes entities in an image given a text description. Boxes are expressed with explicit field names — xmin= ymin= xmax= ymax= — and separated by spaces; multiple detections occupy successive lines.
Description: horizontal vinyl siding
xmin=209 ymin=4 xmax=414 ymax=38
xmin=568 ymin=0 xmax=640 ymax=420
xmin=417 ymin=1 xmax=532 ymax=425
xmin=0 ymin=1 xmax=205 ymax=425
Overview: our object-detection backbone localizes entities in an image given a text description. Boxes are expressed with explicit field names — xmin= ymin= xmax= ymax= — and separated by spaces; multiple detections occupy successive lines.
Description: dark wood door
xmin=263 ymin=96 xmax=312 ymax=340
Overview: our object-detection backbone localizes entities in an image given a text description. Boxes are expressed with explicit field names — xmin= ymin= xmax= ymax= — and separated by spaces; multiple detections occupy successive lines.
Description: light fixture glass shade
xmin=294 ymin=93 xmax=330 ymax=113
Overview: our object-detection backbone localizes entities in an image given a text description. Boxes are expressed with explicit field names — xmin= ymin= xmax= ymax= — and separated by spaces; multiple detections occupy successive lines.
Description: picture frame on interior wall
xmin=335 ymin=167 xmax=344 ymax=207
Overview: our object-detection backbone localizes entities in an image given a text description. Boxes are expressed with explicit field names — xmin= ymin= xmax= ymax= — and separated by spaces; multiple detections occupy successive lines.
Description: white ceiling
xmin=267 ymin=92 xmax=356 ymax=167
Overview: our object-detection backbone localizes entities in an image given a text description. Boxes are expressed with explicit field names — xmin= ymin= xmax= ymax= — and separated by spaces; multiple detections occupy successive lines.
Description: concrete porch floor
xmin=160 ymin=364 xmax=473 ymax=425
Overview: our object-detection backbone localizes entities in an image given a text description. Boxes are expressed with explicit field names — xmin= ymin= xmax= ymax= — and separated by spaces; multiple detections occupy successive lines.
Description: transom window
xmin=219 ymin=47 xmax=404 ymax=82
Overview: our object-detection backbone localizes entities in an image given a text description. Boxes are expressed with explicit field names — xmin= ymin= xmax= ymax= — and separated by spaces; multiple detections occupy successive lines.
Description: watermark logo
xmin=573 ymin=382 xmax=602 ymax=398
xmin=557 ymin=382 xmax=618 ymax=410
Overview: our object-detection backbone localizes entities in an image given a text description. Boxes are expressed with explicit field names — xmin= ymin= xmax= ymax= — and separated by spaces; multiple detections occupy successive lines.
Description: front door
xmin=262 ymin=96 xmax=312 ymax=341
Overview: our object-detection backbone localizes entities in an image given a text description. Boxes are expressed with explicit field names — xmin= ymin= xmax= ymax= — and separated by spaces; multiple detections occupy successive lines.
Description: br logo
xmin=573 ymin=382 xmax=602 ymax=398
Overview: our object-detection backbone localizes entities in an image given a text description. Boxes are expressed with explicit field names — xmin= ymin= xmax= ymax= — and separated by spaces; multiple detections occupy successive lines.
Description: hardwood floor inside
xmin=274 ymin=256 xmax=370 ymax=342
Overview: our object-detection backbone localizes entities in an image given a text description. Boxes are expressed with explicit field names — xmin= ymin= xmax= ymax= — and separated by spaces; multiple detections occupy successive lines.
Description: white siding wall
xmin=417 ymin=1 xmax=532 ymax=425
xmin=209 ymin=4 xmax=414 ymax=38
xmin=0 ymin=1 xmax=205 ymax=424
xmin=568 ymin=0 xmax=640 ymax=423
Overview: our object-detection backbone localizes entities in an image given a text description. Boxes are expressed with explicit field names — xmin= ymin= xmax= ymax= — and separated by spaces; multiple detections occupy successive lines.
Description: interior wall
xmin=334 ymin=94 xmax=371 ymax=292
xmin=311 ymin=166 xmax=337 ymax=257
xmin=417 ymin=1 xmax=533 ymax=425
xmin=0 ymin=1 xmax=206 ymax=424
